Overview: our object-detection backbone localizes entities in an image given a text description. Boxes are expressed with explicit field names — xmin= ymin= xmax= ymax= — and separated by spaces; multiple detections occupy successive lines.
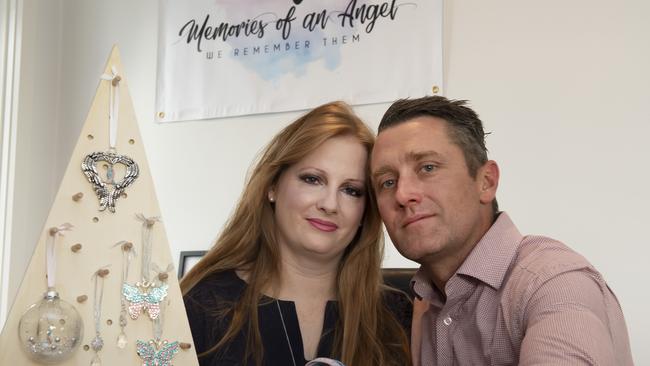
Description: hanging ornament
xmin=81 ymin=152 xmax=138 ymax=212
xmin=89 ymin=268 xmax=109 ymax=366
xmin=122 ymin=281 xmax=169 ymax=320
xmin=18 ymin=224 xmax=83 ymax=364
xmin=136 ymin=339 xmax=179 ymax=366
xmin=122 ymin=215 xmax=168 ymax=321
xmin=18 ymin=291 xmax=85 ymax=364
xmin=81 ymin=67 xmax=139 ymax=213
xmin=113 ymin=240 xmax=136 ymax=349
xmin=136 ymin=287 xmax=180 ymax=366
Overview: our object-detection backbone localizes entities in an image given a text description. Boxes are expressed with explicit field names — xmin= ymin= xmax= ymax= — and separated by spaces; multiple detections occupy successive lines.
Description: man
xmin=371 ymin=96 xmax=633 ymax=365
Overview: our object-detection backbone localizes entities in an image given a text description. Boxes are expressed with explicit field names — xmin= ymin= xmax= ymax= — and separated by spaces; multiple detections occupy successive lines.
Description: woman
xmin=181 ymin=102 xmax=412 ymax=366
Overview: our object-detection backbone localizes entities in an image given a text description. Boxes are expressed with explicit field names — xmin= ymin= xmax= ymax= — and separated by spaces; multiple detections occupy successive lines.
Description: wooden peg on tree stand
xmin=111 ymin=75 xmax=122 ymax=86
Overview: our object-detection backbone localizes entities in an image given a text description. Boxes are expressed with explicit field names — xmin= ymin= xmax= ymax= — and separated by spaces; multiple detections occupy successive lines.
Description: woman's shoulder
xmin=382 ymin=286 xmax=412 ymax=305
xmin=183 ymin=270 xmax=248 ymax=362
xmin=381 ymin=287 xmax=413 ymax=331
xmin=183 ymin=270 xmax=246 ymax=337
xmin=185 ymin=269 xmax=247 ymax=305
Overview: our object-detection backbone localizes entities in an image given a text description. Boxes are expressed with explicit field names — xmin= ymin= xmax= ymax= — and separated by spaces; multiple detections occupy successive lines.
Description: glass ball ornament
xmin=18 ymin=289 xmax=83 ymax=364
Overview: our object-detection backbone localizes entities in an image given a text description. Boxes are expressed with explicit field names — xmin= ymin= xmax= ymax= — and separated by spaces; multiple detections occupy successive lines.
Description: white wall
xmin=3 ymin=0 xmax=62 ymax=317
xmin=6 ymin=0 xmax=650 ymax=362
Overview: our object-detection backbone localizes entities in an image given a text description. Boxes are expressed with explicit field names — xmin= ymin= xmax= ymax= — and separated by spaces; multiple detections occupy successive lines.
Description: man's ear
xmin=478 ymin=160 xmax=499 ymax=204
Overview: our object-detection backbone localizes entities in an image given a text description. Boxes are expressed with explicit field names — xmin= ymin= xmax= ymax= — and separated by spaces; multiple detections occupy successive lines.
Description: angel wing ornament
xmin=81 ymin=67 xmax=139 ymax=212
xmin=81 ymin=151 xmax=139 ymax=212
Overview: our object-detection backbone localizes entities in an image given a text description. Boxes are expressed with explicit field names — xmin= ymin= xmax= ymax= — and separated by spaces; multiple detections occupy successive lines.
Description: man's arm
xmin=518 ymin=270 xmax=632 ymax=365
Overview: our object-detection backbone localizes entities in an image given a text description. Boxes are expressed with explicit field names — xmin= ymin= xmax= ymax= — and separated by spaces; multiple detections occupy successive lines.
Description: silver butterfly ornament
xmin=122 ymin=282 xmax=169 ymax=320
xmin=136 ymin=339 xmax=179 ymax=366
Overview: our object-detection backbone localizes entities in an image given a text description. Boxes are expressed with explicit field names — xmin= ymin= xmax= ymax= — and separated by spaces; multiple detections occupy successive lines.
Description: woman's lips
xmin=307 ymin=218 xmax=338 ymax=232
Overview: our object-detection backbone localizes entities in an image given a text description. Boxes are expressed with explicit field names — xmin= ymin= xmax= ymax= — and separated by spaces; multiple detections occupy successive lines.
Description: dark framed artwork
xmin=177 ymin=250 xmax=207 ymax=279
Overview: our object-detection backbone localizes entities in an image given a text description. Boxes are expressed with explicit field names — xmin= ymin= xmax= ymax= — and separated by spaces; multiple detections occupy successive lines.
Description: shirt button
xmin=443 ymin=316 xmax=453 ymax=326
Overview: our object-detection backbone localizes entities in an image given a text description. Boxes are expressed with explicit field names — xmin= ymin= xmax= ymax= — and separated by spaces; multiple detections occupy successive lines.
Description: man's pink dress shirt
xmin=411 ymin=212 xmax=633 ymax=365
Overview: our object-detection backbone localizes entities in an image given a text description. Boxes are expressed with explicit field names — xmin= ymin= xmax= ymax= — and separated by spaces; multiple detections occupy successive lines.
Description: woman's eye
xmin=342 ymin=186 xmax=364 ymax=197
xmin=301 ymin=175 xmax=321 ymax=185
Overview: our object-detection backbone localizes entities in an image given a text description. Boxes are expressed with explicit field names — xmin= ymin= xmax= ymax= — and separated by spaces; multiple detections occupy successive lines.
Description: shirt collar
xmin=411 ymin=212 xmax=523 ymax=299
xmin=456 ymin=212 xmax=522 ymax=290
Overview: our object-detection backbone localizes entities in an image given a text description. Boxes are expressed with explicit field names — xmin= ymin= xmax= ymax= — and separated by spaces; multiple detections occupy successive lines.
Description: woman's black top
xmin=184 ymin=270 xmax=412 ymax=366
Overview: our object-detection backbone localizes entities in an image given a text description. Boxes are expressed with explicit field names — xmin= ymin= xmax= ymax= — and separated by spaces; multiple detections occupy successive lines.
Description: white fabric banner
xmin=156 ymin=0 xmax=443 ymax=122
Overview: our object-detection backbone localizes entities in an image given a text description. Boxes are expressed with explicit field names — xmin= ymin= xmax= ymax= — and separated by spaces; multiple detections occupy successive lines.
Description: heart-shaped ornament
xmin=81 ymin=151 xmax=139 ymax=212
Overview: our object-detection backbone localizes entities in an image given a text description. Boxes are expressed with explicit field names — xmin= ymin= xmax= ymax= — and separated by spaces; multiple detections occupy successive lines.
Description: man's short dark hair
xmin=379 ymin=96 xmax=488 ymax=176
xmin=379 ymin=96 xmax=498 ymax=213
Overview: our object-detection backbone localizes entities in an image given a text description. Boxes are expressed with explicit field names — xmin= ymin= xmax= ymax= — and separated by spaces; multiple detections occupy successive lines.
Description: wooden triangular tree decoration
xmin=0 ymin=46 xmax=198 ymax=365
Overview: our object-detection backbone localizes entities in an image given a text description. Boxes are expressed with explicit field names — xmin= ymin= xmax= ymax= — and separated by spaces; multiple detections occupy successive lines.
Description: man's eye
xmin=421 ymin=164 xmax=435 ymax=173
xmin=380 ymin=179 xmax=396 ymax=189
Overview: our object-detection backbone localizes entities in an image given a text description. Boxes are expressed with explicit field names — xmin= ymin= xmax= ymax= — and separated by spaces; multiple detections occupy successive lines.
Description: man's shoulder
xmin=497 ymin=236 xmax=603 ymax=339
xmin=495 ymin=235 xmax=633 ymax=364
xmin=513 ymin=235 xmax=592 ymax=276
xmin=501 ymin=236 xmax=600 ymax=302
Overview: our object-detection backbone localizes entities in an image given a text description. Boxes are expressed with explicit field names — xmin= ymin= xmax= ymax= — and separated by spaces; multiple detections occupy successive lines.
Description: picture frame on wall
xmin=177 ymin=250 xmax=207 ymax=279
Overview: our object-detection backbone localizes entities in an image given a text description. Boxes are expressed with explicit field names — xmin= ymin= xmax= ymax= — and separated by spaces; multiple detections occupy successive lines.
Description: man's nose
xmin=394 ymin=175 xmax=422 ymax=207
